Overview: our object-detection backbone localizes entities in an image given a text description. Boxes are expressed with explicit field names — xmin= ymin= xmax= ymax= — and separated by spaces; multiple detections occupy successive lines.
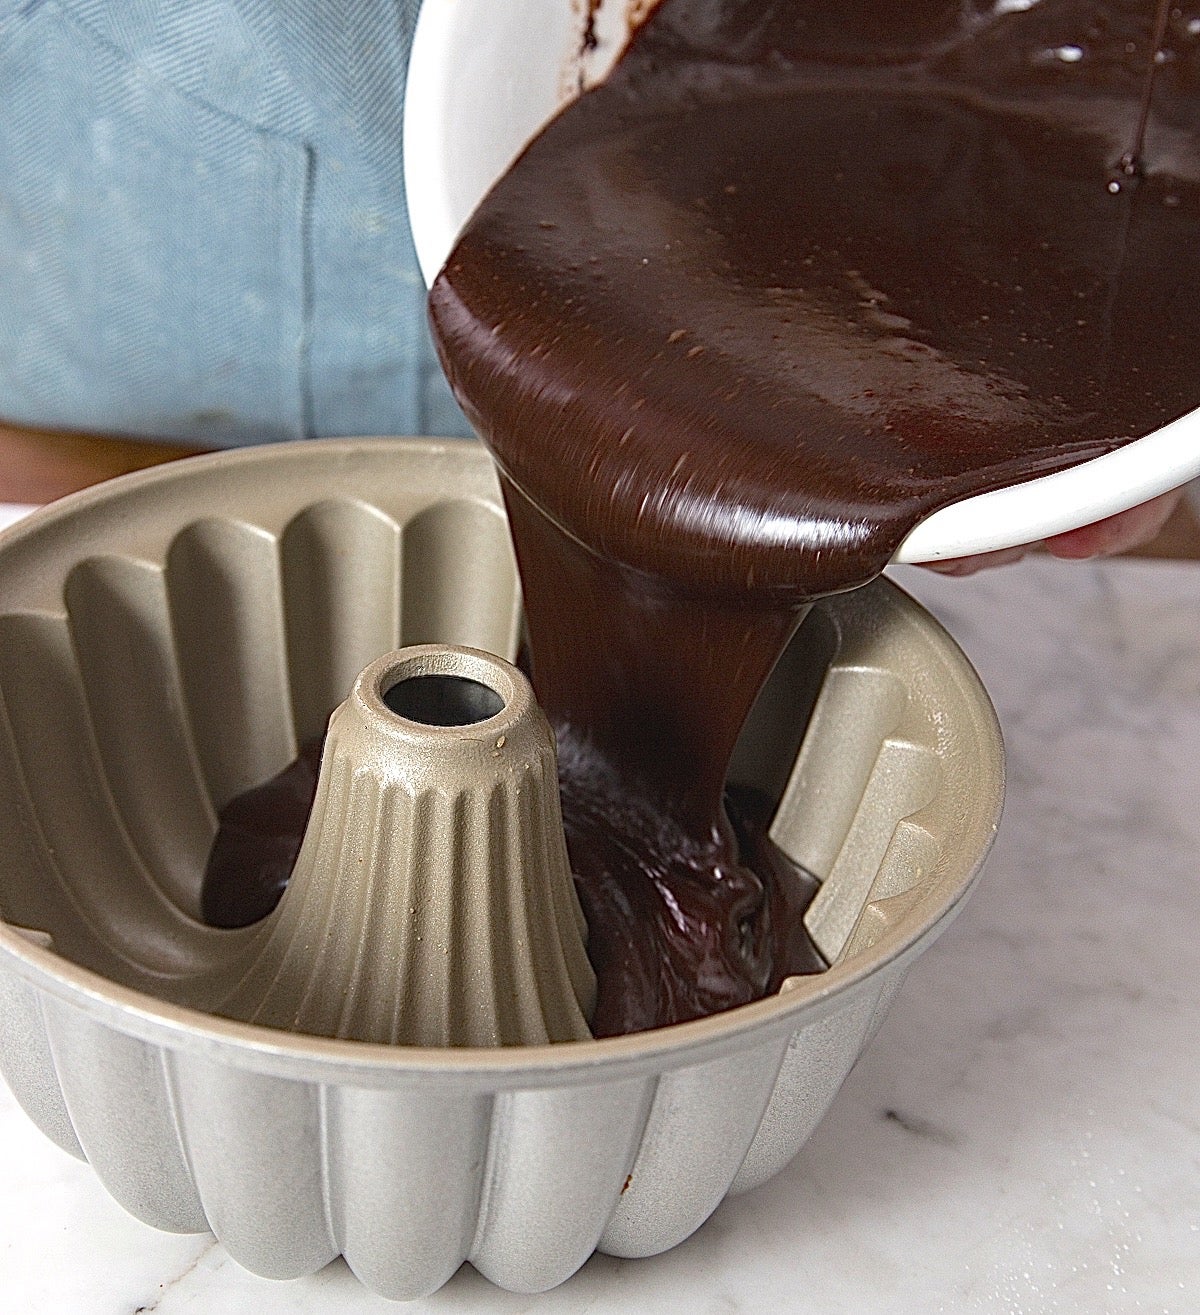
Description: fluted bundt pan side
xmin=0 ymin=438 xmax=1003 ymax=1299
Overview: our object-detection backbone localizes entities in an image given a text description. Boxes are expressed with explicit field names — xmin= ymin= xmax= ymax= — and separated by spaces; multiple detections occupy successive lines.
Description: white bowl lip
xmin=403 ymin=0 xmax=1200 ymax=564
xmin=893 ymin=415 xmax=1200 ymax=562
xmin=403 ymin=0 xmax=479 ymax=296
xmin=0 ymin=436 xmax=1002 ymax=1085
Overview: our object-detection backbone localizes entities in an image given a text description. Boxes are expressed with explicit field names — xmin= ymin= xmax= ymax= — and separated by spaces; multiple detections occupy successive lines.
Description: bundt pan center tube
xmin=0 ymin=438 xmax=1003 ymax=1299
xmin=215 ymin=644 xmax=597 ymax=1047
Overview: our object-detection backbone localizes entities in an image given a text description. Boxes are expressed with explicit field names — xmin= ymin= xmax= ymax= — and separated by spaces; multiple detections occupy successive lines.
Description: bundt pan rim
xmin=0 ymin=436 xmax=1004 ymax=1084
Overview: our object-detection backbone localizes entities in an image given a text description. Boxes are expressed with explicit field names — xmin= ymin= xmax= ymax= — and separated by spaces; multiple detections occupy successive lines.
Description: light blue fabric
xmin=0 ymin=0 xmax=471 ymax=445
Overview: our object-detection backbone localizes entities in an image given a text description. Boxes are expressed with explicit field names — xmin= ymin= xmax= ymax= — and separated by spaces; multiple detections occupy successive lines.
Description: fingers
xmin=1043 ymin=489 xmax=1183 ymax=560
xmin=920 ymin=488 xmax=1186 ymax=575
xmin=921 ymin=544 xmax=1031 ymax=577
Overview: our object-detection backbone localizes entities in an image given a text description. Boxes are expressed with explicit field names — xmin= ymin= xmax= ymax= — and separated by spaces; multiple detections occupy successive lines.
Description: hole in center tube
xmin=383 ymin=673 xmax=505 ymax=726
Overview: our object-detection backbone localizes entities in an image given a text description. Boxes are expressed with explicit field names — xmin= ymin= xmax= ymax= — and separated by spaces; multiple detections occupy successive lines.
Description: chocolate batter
xmin=205 ymin=0 xmax=1200 ymax=1036
xmin=202 ymin=738 xmax=323 ymax=929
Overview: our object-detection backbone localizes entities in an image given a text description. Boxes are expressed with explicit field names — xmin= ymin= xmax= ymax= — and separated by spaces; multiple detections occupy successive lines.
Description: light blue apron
xmin=0 ymin=0 xmax=470 ymax=445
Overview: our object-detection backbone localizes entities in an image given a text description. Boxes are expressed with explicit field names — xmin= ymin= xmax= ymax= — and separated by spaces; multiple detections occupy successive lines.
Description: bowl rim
xmin=402 ymin=0 xmax=1200 ymax=564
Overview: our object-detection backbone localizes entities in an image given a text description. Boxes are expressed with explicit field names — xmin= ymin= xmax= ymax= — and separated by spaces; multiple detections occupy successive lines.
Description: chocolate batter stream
xmin=204 ymin=0 xmax=1200 ymax=1036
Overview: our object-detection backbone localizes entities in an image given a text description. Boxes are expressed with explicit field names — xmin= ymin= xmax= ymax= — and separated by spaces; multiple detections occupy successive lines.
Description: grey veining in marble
xmin=2 ymin=554 xmax=1198 ymax=1313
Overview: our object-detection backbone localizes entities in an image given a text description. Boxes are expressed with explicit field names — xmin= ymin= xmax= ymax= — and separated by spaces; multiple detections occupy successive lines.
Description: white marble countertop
xmin=1 ymin=553 xmax=1198 ymax=1313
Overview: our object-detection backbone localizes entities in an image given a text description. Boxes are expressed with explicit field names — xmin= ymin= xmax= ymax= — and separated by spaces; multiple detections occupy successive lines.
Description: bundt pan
xmin=0 ymin=438 xmax=1003 ymax=1300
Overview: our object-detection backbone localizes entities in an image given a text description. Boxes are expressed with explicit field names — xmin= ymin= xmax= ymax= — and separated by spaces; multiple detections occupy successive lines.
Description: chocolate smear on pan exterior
xmin=206 ymin=0 xmax=1200 ymax=1037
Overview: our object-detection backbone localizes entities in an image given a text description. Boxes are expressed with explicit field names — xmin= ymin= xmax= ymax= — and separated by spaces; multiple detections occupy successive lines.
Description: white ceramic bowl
xmin=403 ymin=0 xmax=1200 ymax=563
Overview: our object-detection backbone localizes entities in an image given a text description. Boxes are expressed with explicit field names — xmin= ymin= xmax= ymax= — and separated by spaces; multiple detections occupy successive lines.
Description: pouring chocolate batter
xmin=206 ymin=0 xmax=1200 ymax=1037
